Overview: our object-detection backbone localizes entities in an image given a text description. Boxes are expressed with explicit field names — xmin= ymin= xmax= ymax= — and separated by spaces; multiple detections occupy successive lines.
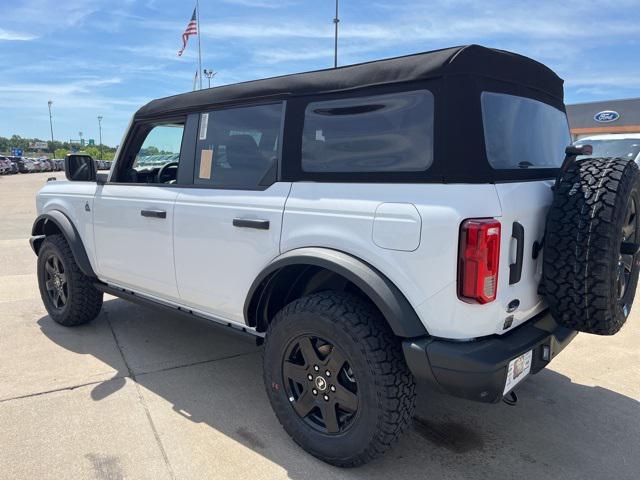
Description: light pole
xmin=333 ymin=0 xmax=339 ymax=68
xmin=79 ymin=131 xmax=83 ymax=148
xmin=47 ymin=100 xmax=54 ymax=155
xmin=97 ymin=115 xmax=103 ymax=160
xmin=203 ymin=69 xmax=216 ymax=88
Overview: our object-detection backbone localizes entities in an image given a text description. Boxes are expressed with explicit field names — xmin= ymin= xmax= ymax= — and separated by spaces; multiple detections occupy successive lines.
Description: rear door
xmin=173 ymin=102 xmax=290 ymax=324
xmin=481 ymin=91 xmax=572 ymax=331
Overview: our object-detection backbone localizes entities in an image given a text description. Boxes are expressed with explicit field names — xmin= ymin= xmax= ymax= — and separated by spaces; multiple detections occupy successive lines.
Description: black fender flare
xmin=244 ymin=247 xmax=428 ymax=338
xmin=31 ymin=211 xmax=96 ymax=278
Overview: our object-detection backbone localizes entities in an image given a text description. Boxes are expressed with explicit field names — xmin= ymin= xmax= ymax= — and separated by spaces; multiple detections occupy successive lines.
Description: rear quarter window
xmin=301 ymin=90 xmax=434 ymax=173
xmin=481 ymin=92 xmax=570 ymax=170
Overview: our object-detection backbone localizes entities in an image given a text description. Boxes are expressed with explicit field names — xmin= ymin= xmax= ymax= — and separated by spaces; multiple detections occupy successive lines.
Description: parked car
xmin=29 ymin=45 xmax=640 ymax=467
xmin=0 ymin=157 xmax=11 ymax=174
xmin=31 ymin=159 xmax=42 ymax=172
xmin=95 ymin=159 xmax=111 ymax=170
xmin=574 ymin=134 xmax=640 ymax=164
xmin=14 ymin=158 xmax=33 ymax=173
xmin=41 ymin=159 xmax=53 ymax=172
xmin=9 ymin=161 xmax=18 ymax=174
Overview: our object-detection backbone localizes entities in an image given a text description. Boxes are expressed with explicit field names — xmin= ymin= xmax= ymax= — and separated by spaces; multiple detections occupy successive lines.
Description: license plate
xmin=504 ymin=350 xmax=532 ymax=395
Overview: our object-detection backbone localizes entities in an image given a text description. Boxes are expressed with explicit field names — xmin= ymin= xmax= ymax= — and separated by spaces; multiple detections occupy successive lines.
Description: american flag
xmin=177 ymin=7 xmax=197 ymax=56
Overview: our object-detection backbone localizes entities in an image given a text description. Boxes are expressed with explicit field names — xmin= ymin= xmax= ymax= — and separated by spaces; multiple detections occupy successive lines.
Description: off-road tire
xmin=37 ymin=234 xmax=103 ymax=326
xmin=263 ymin=291 xmax=416 ymax=467
xmin=542 ymin=157 xmax=640 ymax=335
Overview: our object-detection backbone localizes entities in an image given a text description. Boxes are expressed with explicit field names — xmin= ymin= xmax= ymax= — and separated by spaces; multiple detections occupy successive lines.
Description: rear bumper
xmin=402 ymin=311 xmax=578 ymax=403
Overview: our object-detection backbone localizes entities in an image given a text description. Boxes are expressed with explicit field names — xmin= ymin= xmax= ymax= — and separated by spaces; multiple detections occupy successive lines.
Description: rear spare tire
xmin=543 ymin=157 xmax=640 ymax=335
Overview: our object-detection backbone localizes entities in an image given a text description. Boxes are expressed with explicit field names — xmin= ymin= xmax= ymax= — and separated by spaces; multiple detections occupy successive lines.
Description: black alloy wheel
xmin=44 ymin=252 xmax=68 ymax=309
xmin=282 ymin=334 xmax=359 ymax=434
xmin=618 ymin=196 xmax=637 ymax=311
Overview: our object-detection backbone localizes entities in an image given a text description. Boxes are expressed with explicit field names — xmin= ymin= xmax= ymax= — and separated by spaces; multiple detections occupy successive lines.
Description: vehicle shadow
xmin=37 ymin=298 xmax=640 ymax=480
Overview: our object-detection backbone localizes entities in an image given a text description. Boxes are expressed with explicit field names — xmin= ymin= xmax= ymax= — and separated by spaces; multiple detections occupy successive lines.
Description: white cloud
xmin=0 ymin=78 xmax=132 ymax=112
xmin=0 ymin=28 xmax=37 ymax=41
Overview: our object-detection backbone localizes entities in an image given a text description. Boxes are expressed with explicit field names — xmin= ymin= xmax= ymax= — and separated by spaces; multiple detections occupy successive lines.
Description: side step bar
xmin=94 ymin=282 xmax=262 ymax=344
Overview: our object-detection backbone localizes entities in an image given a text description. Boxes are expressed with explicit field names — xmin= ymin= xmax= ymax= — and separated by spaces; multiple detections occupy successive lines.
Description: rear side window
xmin=194 ymin=103 xmax=283 ymax=188
xmin=482 ymin=92 xmax=571 ymax=170
xmin=301 ymin=90 xmax=434 ymax=173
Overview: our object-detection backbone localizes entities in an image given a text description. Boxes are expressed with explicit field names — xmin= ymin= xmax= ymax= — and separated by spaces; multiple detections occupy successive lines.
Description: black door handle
xmin=141 ymin=209 xmax=167 ymax=219
xmin=233 ymin=218 xmax=270 ymax=230
xmin=509 ymin=221 xmax=525 ymax=285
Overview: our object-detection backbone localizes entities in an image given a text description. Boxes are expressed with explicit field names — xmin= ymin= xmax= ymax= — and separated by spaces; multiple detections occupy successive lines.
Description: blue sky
xmin=0 ymin=0 xmax=639 ymax=146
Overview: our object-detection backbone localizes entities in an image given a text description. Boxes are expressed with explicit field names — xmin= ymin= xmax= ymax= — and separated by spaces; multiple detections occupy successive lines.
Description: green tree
xmin=54 ymin=148 xmax=70 ymax=158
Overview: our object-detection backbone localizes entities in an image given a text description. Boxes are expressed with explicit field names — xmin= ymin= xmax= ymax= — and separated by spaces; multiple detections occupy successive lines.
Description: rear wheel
xmin=263 ymin=292 xmax=416 ymax=467
xmin=37 ymin=234 xmax=103 ymax=326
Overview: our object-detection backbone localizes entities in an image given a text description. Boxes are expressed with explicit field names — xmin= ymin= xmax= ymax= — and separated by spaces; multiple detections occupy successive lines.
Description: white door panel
xmin=173 ymin=182 xmax=291 ymax=323
xmin=93 ymin=185 xmax=179 ymax=299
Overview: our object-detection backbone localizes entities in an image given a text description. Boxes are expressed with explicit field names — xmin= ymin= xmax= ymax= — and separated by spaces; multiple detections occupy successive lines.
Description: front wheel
xmin=263 ymin=292 xmax=416 ymax=467
xmin=37 ymin=234 xmax=103 ymax=326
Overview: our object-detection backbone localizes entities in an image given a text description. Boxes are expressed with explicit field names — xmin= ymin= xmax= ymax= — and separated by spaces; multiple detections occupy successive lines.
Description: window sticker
xmin=199 ymin=149 xmax=213 ymax=179
xmin=199 ymin=113 xmax=209 ymax=140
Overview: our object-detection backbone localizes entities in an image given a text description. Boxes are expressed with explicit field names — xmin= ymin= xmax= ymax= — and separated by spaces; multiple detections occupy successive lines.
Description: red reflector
xmin=458 ymin=218 xmax=501 ymax=304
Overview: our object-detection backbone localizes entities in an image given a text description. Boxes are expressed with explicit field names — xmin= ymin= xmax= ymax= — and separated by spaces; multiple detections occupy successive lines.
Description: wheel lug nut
xmin=313 ymin=365 xmax=319 ymax=371
xmin=307 ymin=374 xmax=313 ymax=381
xmin=312 ymin=389 xmax=318 ymax=395
xmin=323 ymin=394 xmax=329 ymax=401
xmin=325 ymin=370 xmax=331 ymax=377
xmin=330 ymin=385 xmax=336 ymax=392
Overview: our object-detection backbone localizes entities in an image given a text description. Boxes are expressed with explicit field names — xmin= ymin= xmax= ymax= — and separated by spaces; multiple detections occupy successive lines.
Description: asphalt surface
xmin=1 ymin=172 xmax=638 ymax=480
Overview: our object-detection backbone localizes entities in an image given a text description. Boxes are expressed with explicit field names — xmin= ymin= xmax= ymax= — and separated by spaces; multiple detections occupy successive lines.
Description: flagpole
xmin=196 ymin=0 xmax=203 ymax=89
xmin=333 ymin=0 xmax=339 ymax=68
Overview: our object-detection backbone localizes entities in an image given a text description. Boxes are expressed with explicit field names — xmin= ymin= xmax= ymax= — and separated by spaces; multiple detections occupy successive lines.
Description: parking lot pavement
xmin=1 ymin=172 xmax=638 ymax=480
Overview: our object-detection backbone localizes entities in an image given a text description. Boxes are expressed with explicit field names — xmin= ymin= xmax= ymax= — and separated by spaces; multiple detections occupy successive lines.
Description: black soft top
xmin=135 ymin=44 xmax=563 ymax=119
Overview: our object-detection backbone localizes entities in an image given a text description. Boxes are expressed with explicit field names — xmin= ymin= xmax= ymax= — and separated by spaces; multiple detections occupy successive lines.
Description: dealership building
xmin=566 ymin=97 xmax=640 ymax=140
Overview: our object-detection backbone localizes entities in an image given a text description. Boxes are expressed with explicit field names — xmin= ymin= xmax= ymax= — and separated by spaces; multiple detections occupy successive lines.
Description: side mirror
xmin=565 ymin=144 xmax=593 ymax=156
xmin=64 ymin=154 xmax=97 ymax=182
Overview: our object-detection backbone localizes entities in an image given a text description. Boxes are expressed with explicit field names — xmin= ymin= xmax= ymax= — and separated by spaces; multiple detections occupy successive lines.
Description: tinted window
xmin=482 ymin=92 xmax=571 ymax=170
xmin=301 ymin=90 xmax=434 ymax=173
xmin=194 ymin=103 xmax=282 ymax=188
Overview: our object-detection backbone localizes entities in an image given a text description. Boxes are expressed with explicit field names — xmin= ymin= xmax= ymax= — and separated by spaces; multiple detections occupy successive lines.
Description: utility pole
xmin=79 ymin=131 xmax=84 ymax=147
xmin=47 ymin=100 xmax=54 ymax=154
xmin=203 ymin=69 xmax=216 ymax=88
xmin=97 ymin=115 xmax=103 ymax=160
xmin=333 ymin=0 xmax=340 ymax=68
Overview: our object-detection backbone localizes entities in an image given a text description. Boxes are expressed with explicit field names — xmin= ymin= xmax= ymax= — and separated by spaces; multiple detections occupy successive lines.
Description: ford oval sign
xmin=594 ymin=110 xmax=620 ymax=123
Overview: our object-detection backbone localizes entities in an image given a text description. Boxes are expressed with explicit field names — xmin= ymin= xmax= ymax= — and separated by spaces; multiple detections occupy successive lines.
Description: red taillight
xmin=458 ymin=218 xmax=501 ymax=304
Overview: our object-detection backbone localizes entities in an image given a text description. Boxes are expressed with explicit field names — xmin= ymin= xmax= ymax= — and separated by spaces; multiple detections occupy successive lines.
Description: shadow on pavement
xmin=37 ymin=298 xmax=640 ymax=479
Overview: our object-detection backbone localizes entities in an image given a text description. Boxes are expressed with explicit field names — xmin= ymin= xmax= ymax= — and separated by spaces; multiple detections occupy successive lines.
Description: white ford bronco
xmin=31 ymin=45 xmax=639 ymax=467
